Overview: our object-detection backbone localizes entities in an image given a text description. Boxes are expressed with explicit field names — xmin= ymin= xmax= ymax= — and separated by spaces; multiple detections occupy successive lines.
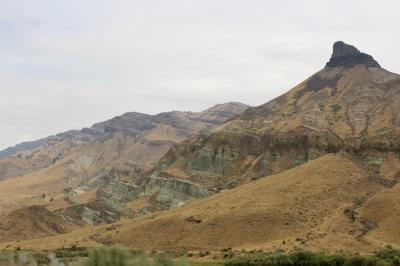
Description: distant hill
xmin=0 ymin=138 xmax=49 ymax=160
xmin=0 ymin=102 xmax=248 ymax=211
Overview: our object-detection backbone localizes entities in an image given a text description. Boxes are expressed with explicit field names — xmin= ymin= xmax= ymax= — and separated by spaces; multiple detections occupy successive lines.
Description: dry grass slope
xmin=4 ymin=154 xmax=400 ymax=254
xmin=0 ymin=205 xmax=76 ymax=242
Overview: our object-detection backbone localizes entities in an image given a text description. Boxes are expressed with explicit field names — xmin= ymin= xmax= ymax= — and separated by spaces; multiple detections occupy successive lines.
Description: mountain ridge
xmin=0 ymin=102 xmax=248 ymax=181
xmin=0 ymin=102 xmax=248 ymax=159
xmin=0 ymin=102 xmax=249 ymax=216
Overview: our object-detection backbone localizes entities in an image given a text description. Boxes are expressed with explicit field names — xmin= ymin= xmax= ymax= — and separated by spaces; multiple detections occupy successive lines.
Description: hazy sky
xmin=1 ymin=0 xmax=399 ymax=149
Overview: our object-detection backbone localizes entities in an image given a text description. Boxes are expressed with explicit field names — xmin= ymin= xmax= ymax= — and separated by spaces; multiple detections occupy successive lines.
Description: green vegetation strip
xmin=2 ymin=245 xmax=400 ymax=266
xmin=225 ymin=247 xmax=400 ymax=266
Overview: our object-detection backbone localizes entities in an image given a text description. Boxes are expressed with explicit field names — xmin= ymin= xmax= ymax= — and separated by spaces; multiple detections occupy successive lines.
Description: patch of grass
xmin=190 ymin=262 xmax=223 ymax=266
xmin=360 ymin=155 xmax=385 ymax=170
xmin=307 ymin=153 xmax=318 ymax=161
xmin=55 ymin=247 xmax=88 ymax=259
xmin=32 ymin=252 xmax=51 ymax=266
xmin=84 ymin=246 xmax=191 ymax=266
xmin=85 ymin=246 xmax=130 ymax=266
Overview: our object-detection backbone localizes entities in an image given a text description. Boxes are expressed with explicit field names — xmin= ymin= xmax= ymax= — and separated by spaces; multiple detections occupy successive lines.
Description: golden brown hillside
xmin=0 ymin=131 xmax=93 ymax=181
xmin=4 ymin=153 xmax=400 ymax=254
xmin=103 ymin=154 xmax=399 ymax=253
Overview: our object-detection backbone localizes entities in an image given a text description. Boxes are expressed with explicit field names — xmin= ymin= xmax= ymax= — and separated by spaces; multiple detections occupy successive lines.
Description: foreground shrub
xmin=376 ymin=246 xmax=400 ymax=262
xmin=32 ymin=252 xmax=51 ymax=266
xmin=224 ymin=251 xmax=389 ymax=266
xmin=55 ymin=248 xmax=88 ymax=258
xmin=85 ymin=246 xmax=130 ymax=266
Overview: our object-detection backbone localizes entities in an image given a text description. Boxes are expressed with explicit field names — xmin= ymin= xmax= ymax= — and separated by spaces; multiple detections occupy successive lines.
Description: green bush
xmin=343 ymin=256 xmax=384 ymax=266
xmin=376 ymin=246 xmax=400 ymax=261
xmin=85 ymin=246 xmax=130 ymax=266
xmin=32 ymin=252 xmax=51 ymax=266
xmin=55 ymin=248 xmax=88 ymax=258
xmin=154 ymin=253 xmax=190 ymax=266
xmin=85 ymin=246 xmax=189 ymax=266
xmin=221 ymin=247 xmax=235 ymax=259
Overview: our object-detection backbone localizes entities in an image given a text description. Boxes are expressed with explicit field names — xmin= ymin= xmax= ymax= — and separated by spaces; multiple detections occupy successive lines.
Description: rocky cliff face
xmin=326 ymin=41 xmax=381 ymax=68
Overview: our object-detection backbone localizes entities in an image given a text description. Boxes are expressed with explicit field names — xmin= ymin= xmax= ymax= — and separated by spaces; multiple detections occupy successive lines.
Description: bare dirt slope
xmin=0 ymin=205 xmax=76 ymax=242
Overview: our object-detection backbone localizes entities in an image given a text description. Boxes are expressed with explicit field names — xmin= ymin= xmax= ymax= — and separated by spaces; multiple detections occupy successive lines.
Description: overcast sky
xmin=1 ymin=0 xmax=399 ymax=149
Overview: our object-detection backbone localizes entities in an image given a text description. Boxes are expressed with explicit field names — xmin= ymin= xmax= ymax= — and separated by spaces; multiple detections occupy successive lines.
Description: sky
xmin=1 ymin=0 xmax=400 ymax=149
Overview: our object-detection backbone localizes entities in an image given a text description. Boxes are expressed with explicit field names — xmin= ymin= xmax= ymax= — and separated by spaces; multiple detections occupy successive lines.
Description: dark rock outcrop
xmin=326 ymin=41 xmax=380 ymax=68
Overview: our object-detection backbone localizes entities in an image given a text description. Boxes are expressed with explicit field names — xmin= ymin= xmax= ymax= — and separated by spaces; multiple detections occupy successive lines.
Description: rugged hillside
xmin=0 ymin=102 xmax=247 ymax=182
xmin=148 ymin=41 xmax=400 ymax=192
xmin=86 ymin=41 xmax=400 ymax=224
xmin=5 ymin=153 xmax=400 ymax=253
xmin=0 ymin=102 xmax=248 ymax=211
xmin=0 ymin=131 xmax=93 ymax=181
xmin=0 ymin=136 xmax=64 ymax=160
xmin=101 ymin=154 xmax=400 ymax=253
xmin=65 ymin=41 xmax=400 ymax=226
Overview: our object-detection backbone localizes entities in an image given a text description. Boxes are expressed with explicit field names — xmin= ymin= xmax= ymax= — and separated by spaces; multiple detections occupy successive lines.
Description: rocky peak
xmin=331 ymin=41 xmax=360 ymax=57
xmin=326 ymin=41 xmax=380 ymax=68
